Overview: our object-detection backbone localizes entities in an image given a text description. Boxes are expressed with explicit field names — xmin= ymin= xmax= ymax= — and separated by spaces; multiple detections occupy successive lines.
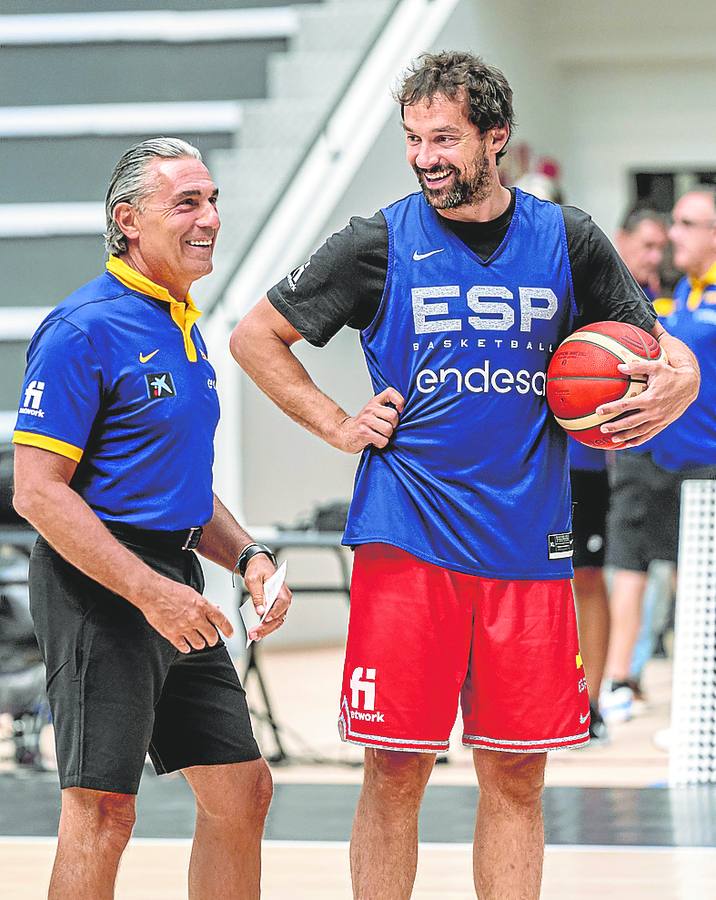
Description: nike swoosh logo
xmin=579 ymin=713 xmax=590 ymax=724
xmin=139 ymin=349 xmax=159 ymax=364
xmin=412 ymin=249 xmax=444 ymax=261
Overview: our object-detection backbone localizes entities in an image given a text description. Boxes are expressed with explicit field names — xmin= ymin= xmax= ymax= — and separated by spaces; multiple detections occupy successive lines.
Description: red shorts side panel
xmin=461 ymin=577 xmax=590 ymax=752
xmin=338 ymin=543 xmax=472 ymax=752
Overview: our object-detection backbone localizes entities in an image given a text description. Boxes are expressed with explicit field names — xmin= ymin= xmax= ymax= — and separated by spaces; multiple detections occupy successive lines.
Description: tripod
xmin=242 ymin=639 xmax=363 ymax=767
xmin=237 ymin=532 xmax=359 ymax=766
xmin=242 ymin=641 xmax=289 ymax=764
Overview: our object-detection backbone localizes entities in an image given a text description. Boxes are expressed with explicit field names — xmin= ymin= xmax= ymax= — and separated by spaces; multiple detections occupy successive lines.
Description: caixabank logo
xmin=145 ymin=372 xmax=176 ymax=400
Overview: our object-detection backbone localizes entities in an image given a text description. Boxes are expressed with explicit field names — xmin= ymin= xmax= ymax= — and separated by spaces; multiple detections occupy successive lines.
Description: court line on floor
xmin=1 ymin=836 xmax=715 ymax=854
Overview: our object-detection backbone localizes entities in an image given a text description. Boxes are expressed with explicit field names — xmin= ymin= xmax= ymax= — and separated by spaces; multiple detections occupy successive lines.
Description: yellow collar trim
xmin=686 ymin=261 xmax=716 ymax=311
xmin=106 ymin=255 xmax=201 ymax=362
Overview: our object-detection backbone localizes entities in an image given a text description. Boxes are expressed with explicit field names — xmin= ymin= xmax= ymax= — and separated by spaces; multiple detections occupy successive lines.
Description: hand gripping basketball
xmin=546 ymin=322 xmax=667 ymax=449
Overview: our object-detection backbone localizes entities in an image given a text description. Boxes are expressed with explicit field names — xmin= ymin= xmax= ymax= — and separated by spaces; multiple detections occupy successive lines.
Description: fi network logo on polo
xmin=19 ymin=381 xmax=45 ymax=418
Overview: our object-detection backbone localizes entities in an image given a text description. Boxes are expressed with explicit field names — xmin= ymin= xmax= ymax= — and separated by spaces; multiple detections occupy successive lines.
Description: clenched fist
xmin=336 ymin=388 xmax=405 ymax=453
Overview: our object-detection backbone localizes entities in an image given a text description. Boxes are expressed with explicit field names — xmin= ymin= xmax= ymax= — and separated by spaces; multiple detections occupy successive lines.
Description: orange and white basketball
xmin=546 ymin=321 xmax=667 ymax=449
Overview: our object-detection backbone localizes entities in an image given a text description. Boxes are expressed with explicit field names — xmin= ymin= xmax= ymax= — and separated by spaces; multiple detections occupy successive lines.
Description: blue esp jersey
xmin=343 ymin=190 xmax=578 ymax=579
xmin=13 ymin=256 xmax=220 ymax=530
xmin=650 ymin=262 xmax=716 ymax=471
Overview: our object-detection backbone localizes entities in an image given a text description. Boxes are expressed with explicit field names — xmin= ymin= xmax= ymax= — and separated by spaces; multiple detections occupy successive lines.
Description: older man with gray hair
xmin=12 ymin=137 xmax=291 ymax=899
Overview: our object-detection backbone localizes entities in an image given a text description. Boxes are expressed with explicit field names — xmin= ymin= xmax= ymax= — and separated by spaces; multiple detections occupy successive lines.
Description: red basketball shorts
xmin=338 ymin=544 xmax=590 ymax=754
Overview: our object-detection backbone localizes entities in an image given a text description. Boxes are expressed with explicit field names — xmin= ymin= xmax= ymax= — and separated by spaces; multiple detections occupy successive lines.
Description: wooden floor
xmin=2 ymin=840 xmax=715 ymax=899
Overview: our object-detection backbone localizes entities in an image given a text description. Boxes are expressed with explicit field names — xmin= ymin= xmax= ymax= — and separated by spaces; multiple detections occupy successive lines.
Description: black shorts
xmin=570 ymin=468 xmax=610 ymax=569
xmin=29 ymin=535 xmax=260 ymax=795
xmin=605 ymin=452 xmax=716 ymax=572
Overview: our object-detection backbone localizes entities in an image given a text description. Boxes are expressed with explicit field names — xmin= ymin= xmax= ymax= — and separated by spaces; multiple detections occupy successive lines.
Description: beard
xmin=414 ymin=144 xmax=491 ymax=210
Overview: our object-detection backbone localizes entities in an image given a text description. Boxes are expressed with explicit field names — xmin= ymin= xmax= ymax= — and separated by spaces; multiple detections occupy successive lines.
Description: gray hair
xmin=104 ymin=137 xmax=202 ymax=256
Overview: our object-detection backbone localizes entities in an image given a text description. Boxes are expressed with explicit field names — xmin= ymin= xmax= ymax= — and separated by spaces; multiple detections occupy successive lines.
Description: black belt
xmin=106 ymin=523 xmax=204 ymax=551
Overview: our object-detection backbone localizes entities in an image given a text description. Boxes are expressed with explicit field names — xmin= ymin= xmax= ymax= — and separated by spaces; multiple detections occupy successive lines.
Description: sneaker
xmin=599 ymin=681 xmax=634 ymax=723
xmin=588 ymin=703 xmax=610 ymax=745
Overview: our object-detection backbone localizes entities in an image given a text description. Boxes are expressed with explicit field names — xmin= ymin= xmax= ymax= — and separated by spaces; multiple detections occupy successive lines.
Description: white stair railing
xmin=218 ymin=0 xmax=461 ymax=325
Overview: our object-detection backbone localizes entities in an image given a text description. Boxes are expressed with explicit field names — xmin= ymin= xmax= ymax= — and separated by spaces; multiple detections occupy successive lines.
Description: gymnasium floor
xmin=2 ymin=648 xmax=716 ymax=898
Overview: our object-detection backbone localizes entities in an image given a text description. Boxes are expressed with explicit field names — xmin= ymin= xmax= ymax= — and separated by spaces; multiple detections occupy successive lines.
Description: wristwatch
xmin=236 ymin=542 xmax=277 ymax=578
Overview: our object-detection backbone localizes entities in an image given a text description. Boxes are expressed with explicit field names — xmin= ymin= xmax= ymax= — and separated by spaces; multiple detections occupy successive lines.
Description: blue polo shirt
xmin=650 ymin=262 xmax=716 ymax=471
xmin=13 ymin=256 xmax=220 ymax=530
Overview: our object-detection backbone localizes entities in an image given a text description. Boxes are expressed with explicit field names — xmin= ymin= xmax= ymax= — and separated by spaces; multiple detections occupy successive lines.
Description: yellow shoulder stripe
xmin=12 ymin=431 xmax=83 ymax=463
xmin=653 ymin=297 xmax=675 ymax=317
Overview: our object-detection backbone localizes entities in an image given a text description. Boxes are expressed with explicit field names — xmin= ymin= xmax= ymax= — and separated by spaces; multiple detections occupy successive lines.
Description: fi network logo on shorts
xmin=19 ymin=380 xmax=45 ymax=418
xmin=350 ymin=667 xmax=384 ymax=722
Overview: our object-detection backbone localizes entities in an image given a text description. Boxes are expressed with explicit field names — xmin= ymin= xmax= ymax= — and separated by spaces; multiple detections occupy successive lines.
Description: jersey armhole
xmin=559 ymin=208 xmax=579 ymax=322
xmin=360 ymin=212 xmax=393 ymax=343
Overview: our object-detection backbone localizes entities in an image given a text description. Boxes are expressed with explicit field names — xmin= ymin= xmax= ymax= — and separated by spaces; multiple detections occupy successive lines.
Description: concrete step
xmin=235 ymin=98 xmax=325 ymax=150
xmin=268 ymin=50 xmax=357 ymax=101
xmin=212 ymin=146 xmax=303 ymax=211
xmin=1 ymin=8 xmax=300 ymax=45
xmin=6 ymin=0 xmax=314 ymax=11
xmin=0 ymin=341 xmax=33 ymax=419
xmin=0 ymin=235 xmax=104 ymax=312
xmin=292 ymin=0 xmax=392 ymax=53
xmin=0 ymin=131 xmax=235 ymax=204
xmin=2 ymin=38 xmax=286 ymax=106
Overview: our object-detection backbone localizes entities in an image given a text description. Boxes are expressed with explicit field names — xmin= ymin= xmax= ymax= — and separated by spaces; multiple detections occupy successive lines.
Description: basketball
xmin=546 ymin=321 xmax=667 ymax=449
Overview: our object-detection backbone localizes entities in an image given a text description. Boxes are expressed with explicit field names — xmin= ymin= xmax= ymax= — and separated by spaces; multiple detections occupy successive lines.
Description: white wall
xmin=560 ymin=62 xmax=716 ymax=234
xmin=543 ymin=0 xmax=716 ymax=232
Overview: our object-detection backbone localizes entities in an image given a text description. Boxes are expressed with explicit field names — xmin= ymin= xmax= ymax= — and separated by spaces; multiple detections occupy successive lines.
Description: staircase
xmin=0 ymin=0 xmax=396 ymax=428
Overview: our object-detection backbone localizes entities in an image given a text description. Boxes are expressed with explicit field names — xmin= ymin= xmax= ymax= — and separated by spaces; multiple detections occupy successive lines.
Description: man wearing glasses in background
xmin=605 ymin=188 xmax=716 ymax=715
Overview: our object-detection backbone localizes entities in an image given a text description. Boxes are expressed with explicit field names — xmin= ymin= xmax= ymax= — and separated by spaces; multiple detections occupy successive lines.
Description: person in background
xmin=518 ymin=189 xmax=668 ymax=742
xmin=603 ymin=193 xmax=715 ymax=721
xmin=615 ymin=208 xmax=671 ymax=303
xmin=573 ymin=208 xmax=668 ymax=733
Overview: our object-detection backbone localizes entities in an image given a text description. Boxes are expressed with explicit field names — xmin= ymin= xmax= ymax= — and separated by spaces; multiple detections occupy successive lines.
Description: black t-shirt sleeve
xmin=266 ymin=212 xmax=388 ymax=347
xmin=562 ymin=205 xmax=657 ymax=331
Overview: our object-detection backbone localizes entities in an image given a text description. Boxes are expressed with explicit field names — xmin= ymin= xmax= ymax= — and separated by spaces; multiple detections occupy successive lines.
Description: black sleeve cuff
xmin=267 ymin=284 xmax=328 ymax=347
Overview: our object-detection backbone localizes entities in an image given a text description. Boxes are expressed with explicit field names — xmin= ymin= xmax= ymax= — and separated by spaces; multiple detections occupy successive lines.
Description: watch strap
xmin=232 ymin=542 xmax=277 ymax=586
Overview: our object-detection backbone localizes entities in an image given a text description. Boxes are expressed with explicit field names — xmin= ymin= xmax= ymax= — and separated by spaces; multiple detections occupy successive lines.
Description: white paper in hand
xmin=239 ymin=561 xmax=287 ymax=648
